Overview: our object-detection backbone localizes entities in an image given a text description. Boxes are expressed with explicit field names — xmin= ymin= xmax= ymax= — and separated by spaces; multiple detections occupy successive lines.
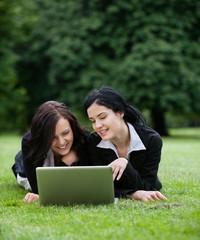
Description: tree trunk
xmin=151 ymin=108 xmax=168 ymax=136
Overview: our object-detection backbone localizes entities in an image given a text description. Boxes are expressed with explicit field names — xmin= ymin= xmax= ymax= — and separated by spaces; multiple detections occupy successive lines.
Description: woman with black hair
xmin=84 ymin=86 xmax=167 ymax=202
xmin=12 ymin=101 xmax=89 ymax=203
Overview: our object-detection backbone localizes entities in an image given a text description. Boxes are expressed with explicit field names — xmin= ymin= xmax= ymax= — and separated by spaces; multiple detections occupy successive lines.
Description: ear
xmin=117 ymin=111 xmax=124 ymax=118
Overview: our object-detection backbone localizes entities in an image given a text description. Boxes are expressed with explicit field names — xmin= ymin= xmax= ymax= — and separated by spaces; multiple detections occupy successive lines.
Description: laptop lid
xmin=36 ymin=166 xmax=114 ymax=206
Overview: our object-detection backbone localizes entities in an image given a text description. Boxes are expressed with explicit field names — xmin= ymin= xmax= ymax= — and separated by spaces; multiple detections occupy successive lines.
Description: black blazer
xmin=19 ymin=131 xmax=89 ymax=194
xmin=87 ymin=123 xmax=163 ymax=197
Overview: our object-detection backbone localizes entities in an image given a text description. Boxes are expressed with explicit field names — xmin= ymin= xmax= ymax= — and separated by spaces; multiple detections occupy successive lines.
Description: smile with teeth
xmin=99 ymin=129 xmax=108 ymax=135
xmin=58 ymin=144 xmax=68 ymax=149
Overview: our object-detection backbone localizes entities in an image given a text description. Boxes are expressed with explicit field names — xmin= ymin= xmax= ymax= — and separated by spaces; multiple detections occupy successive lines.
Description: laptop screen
xmin=36 ymin=166 xmax=115 ymax=205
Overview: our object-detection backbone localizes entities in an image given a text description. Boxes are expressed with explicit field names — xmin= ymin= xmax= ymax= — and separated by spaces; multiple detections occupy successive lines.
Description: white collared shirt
xmin=17 ymin=148 xmax=55 ymax=192
xmin=43 ymin=149 xmax=55 ymax=167
xmin=97 ymin=123 xmax=146 ymax=159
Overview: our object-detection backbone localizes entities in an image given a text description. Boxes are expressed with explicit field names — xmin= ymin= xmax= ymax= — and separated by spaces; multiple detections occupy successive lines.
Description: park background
xmin=0 ymin=1 xmax=200 ymax=239
xmin=1 ymin=0 xmax=200 ymax=135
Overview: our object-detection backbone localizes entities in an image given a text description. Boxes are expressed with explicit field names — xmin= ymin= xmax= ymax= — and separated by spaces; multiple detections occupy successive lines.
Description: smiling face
xmin=51 ymin=117 xmax=74 ymax=157
xmin=87 ymin=102 xmax=124 ymax=142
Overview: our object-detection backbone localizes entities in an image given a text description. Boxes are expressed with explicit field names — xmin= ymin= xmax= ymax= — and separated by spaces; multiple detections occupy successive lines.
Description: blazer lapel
xmin=101 ymin=149 xmax=118 ymax=164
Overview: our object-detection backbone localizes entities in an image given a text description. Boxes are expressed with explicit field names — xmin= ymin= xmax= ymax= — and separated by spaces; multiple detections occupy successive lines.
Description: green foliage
xmin=112 ymin=2 xmax=200 ymax=113
xmin=0 ymin=130 xmax=200 ymax=239
xmin=0 ymin=0 xmax=38 ymax=132
xmin=1 ymin=0 xmax=200 ymax=133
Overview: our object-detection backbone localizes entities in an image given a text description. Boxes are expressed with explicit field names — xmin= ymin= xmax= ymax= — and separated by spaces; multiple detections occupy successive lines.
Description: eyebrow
xmin=63 ymin=128 xmax=70 ymax=132
xmin=55 ymin=128 xmax=70 ymax=135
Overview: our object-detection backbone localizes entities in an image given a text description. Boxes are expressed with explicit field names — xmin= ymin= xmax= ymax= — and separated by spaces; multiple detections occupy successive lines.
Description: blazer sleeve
xmin=87 ymin=128 xmax=163 ymax=198
xmin=115 ymin=131 xmax=163 ymax=197
xmin=22 ymin=131 xmax=38 ymax=194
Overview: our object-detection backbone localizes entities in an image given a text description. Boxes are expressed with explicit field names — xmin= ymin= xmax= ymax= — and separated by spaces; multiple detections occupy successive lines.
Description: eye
xmin=90 ymin=119 xmax=95 ymax=124
xmin=63 ymin=131 xmax=69 ymax=135
xmin=100 ymin=115 xmax=106 ymax=120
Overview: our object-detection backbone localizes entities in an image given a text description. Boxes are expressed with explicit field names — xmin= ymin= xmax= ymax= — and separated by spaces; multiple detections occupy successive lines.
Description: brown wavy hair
xmin=26 ymin=101 xmax=87 ymax=167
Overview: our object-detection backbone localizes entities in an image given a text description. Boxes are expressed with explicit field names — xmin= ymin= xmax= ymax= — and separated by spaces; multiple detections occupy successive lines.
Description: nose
xmin=95 ymin=120 xmax=103 ymax=128
xmin=58 ymin=136 xmax=65 ymax=145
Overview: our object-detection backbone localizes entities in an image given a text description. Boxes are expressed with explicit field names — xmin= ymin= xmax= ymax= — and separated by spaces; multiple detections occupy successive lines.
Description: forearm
xmin=120 ymin=162 xmax=157 ymax=190
xmin=121 ymin=134 xmax=162 ymax=190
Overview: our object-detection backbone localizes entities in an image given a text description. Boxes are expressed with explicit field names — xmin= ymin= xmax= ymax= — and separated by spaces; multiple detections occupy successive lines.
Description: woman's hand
xmin=108 ymin=158 xmax=128 ymax=181
xmin=129 ymin=190 xmax=167 ymax=202
xmin=23 ymin=192 xmax=39 ymax=203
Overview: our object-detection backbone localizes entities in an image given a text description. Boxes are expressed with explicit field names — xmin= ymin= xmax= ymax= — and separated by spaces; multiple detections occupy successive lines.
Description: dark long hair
xmin=84 ymin=86 xmax=145 ymax=125
xmin=27 ymin=101 xmax=87 ymax=167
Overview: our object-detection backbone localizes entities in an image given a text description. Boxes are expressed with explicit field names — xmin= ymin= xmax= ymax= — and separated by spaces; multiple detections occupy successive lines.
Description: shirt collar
xmin=43 ymin=149 xmax=55 ymax=167
xmin=97 ymin=123 xmax=146 ymax=158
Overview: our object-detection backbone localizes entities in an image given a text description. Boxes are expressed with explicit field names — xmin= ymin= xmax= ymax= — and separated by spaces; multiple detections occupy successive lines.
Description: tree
xmin=0 ymin=0 xmax=29 ymax=132
xmin=110 ymin=0 xmax=200 ymax=135
xmin=78 ymin=0 xmax=200 ymax=135
xmin=17 ymin=0 xmax=200 ymax=134
xmin=17 ymin=0 xmax=94 ymax=122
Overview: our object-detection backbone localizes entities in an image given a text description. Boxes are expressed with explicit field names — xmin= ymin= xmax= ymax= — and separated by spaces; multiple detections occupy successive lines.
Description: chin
xmin=101 ymin=136 xmax=111 ymax=141
xmin=58 ymin=150 xmax=70 ymax=156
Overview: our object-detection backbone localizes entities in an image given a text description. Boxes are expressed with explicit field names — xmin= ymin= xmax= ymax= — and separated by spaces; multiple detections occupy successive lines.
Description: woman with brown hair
xmin=12 ymin=101 xmax=89 ymax=203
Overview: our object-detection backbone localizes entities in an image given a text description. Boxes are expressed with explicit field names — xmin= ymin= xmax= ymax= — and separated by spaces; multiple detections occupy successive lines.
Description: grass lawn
xmin=0 ymin=129 xmax=200 ymax=240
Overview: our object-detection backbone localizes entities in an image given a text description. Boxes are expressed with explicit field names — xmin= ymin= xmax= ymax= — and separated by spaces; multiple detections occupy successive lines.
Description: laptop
xmin=36 ymin=166 xmax=115 ymax=206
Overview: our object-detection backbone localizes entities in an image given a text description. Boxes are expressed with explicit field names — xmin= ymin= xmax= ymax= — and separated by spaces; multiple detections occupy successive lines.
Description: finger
xmin=108 ymin=163 xmax=112 ymax=168
xmin=152 ymin=193 xmax=159 ymax=201
xmin=23 ymin=193 xmax=30 ymax=202
xmin=108 ymin=163 xmax=115 ymax=172
xmin=27 ymin=195 xmax=32 ymax=203
xmin=33 ymin=194 xmax=39 ymax=202
xmin=113 ymin=167 xmax=119 ymax=180
xmin=26 ymin=193 xmax=34 ymax=203
xmin=155 ymin=191 xmax=167 ymax=200
xmin=145 ymin=193 xmax=156 ymax=202
xmin=142 ymin=196 xmax=154 ymax=202
xmin=143 ymin=198 xmax=150 ymax=202
xmin=148 ymin=196 xmax=155 ymax=202
xmin=116 ymin=167 xmax=124 ymax=180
